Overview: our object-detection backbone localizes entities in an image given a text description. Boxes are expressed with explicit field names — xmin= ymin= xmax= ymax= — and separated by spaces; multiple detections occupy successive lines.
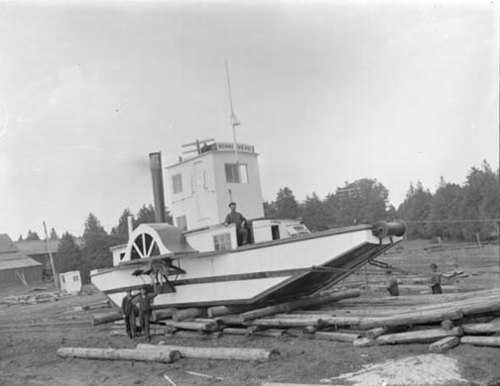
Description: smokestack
xmin=149 ymin=152 xmax=167 ymax=223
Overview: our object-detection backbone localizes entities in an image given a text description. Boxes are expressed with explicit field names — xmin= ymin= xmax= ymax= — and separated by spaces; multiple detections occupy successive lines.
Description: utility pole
xmin=43 ymin=221 xmax=59 ymax=291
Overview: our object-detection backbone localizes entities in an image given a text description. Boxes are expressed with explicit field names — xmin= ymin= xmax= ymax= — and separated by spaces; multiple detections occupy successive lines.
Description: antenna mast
xmin=225 ymin=59 xmax=241 ymax=163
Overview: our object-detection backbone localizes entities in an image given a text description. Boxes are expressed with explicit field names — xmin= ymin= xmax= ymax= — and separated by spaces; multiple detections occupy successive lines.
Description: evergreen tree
xmin=301 ymin=193 xmax=329 ymax=232
xmin=49 ymin=227 xmax=58 ymax=240
xmin=460 ymin=161 xmax=500 ymax=240
xmin=334 ymin=179 xmax=389 ymax=227
xmin=397 ymin=181 xmax=432 ymax=239
xmin=134 ymin=204 xmax=173 ymax=226
xmin=263 ymin=201 xmax=278 ymax=218
xmin=55 ymin=232 xmax=83 ymax=274
xmin=17 ymin=234 xmax=23 ymax=242
xmin=274 ymin=187 xmax=300 ymax=219
xmin=429 ymin=178 xmax=463 ymax=240
xmin=81 ymin=213 xmax=113 ymax=283
xmin=26 ymin=230 xmax=41 ymax=241
xmin=111 ymin=208 xmax=134 ymax=245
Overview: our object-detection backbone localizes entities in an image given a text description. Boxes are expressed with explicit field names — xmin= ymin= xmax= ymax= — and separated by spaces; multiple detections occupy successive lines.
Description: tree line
xmin=19 ymin=161 xmax=498 ymax=283
xmin=264 ymin=161 xmax=499 ymax=241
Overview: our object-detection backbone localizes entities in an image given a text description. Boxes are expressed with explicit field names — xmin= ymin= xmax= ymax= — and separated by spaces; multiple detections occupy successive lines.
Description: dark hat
xmin=228 ymin=202 xmax=236 ymax=207
xmin=386 ymin=270 xmax=392 ymax=274
xmin=430 ymin=263 xmax=438 ymax=269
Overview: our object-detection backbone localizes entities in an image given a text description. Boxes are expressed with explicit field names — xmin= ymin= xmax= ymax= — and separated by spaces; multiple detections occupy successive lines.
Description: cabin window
xmin=172 ymin=174 xmax=183 ymax=194
xmin=73 ymin=275 xmax=79 ymax=282
xmin=176 ymin=215 xmax=188 ymax=231
xmin=213 ymin=233 xmax=232 ymax=251
xmin=225 ymin=163 xmax=248 ymax=183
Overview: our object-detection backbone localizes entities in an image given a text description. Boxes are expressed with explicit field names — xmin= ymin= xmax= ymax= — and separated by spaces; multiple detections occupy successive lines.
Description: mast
xmin=225 ymin=59 xmax=241 ymax=164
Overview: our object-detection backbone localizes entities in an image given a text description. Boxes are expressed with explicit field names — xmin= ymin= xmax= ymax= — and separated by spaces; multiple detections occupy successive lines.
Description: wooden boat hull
xmin=91 ymin=224 xmax=403 ymax=308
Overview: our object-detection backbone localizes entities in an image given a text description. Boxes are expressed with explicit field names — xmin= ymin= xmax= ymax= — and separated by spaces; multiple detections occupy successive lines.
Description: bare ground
xmin=1 ymin=242 xmax=499 ymax=386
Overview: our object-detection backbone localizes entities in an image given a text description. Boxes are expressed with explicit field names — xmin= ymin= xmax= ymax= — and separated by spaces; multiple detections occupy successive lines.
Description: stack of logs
xmin=97 ymin=288 xmax=500 ymax=353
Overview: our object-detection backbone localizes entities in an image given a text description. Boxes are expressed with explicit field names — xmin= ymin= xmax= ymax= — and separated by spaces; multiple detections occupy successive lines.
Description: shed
xmin=0 ymin=234 xmax=43 ymax=287
xmin=59 ymin=270 xmax=82 ymax=294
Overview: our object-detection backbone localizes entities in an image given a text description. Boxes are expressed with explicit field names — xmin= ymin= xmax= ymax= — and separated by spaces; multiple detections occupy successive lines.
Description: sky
xmin=0 ymin=0 xmax=498 ymax=239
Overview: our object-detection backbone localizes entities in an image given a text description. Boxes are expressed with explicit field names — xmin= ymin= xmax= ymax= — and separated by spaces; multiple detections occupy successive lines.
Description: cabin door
xmin=193 ymin=161 xmax=211 ymax=221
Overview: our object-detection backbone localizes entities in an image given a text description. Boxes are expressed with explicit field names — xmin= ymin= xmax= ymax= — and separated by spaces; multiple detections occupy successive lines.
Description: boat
xmin=90 ymin=140 xmax=406 ymax=309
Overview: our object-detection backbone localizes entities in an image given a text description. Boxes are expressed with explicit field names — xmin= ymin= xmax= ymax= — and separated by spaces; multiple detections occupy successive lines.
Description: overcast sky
xmin=0 ymin=0 xmax=498 ymax=239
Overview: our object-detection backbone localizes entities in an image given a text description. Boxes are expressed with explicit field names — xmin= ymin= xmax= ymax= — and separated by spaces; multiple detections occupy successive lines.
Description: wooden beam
xmin=462 ymin=322 xmax=500 ymax=334
xmin=57 ymin=347 xmax=181 ymax=363
xmin=429 ymin=336 xmax=460 ymax=353
xmin=375 ymin=327 xmax=463 ymax=345
xmin=314 ymin=331 xmax=360 ymax=342
xmin=137 ymin=343 xmax=279 ymax=362
xmin=460 ymin=336 xmax=500 ymax=347
xmin=237 ymin=290 xmax=361 ymax=322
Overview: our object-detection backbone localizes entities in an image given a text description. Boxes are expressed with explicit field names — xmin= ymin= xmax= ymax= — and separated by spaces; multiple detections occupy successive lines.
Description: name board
xmin=215 ymin=142 xmax=255 ymax=153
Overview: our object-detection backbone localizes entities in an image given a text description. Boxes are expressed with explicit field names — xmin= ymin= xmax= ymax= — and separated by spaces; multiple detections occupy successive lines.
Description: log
xmin=172 ymin=308 xmax=204 ymax=322
xmin=460 ymin=299 xmax=500 ymax=316
xmin=137 ymin=343 xmax=279 ymax=362
xmin=429 ymin=336 xmax=460 ymax=353
xmin=249 ymin=318 xmax=323 ymax=328
xmin=57 ymin=347 xmax=181 ymax=363
xmin=321 ymin=316 xmax=367 ymax=326
xmin=219 ymin=316 xmax=245 ymax=325
xmin=164 ymin=320 xmax=219 ymax=332
xmin=252 ymin=329 xmax=286 ymax=338
xmin=440 ymin=319 xmax=455 ymax=330
xmin=461 ymin=322 xmax=500 ymax=335
xmin=238 ymin=290 xmax=360 ymax=322
xmin=358 ymin=309 xmax=463 ymax=329
xmin=222 ymin=328 xmax=248 ymax=336
xmin=460 ymin=336 xmax=500 ymax=347
xmin=352 ymin=337 xmax=374 ymax=347
xmin=152 ymin=308 xmax=177 ymax=322
xmin=92 ymin=312 xmax=123 ymax=326
xmin=286 ymin=329 xmax=304 ymax=338
xmin=364 ymin=327 xmax=388 ymax=340
xmin=314 ymin=331 xmax=360 ymax=342
xmin=302 ymin=326 xmax=318 ymax=335
xmin=207 ymin=306 xmax=232 ymax=318
xmin=376 ymin=327 xmax=463 ymax=345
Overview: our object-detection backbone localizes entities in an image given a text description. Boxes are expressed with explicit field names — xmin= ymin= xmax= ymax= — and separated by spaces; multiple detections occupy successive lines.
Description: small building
xmin=0 ymin=234 xmax=43 ymax=287
xmin=59 ymin=270 xmax=82 ymax=294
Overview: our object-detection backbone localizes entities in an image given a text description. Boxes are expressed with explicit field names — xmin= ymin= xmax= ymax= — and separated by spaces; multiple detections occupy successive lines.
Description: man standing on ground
xmin=385 ymin=270 xmax=399 ymax=296
xmin=223 ymin=202 xmax=248 ymax=246
xmin=429 ymin=263 xmax=442 ymax=294
xmin=137 ymin=283 xmax=158 ymax=342
xmin=121 ymin=289 xmax=137 ymax=339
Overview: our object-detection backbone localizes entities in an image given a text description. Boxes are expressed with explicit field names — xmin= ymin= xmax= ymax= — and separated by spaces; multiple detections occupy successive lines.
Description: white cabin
xmin=165 ymin=142 xmax=264 ymax=231
xmin=59 ymin=270 xmax=82 ymax=294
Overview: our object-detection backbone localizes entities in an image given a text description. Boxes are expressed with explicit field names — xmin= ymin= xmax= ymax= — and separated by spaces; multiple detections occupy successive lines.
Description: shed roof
xmin=16 ymin=239 xmax=60 ymax=256
xmin=0 ymin=234 xmax=42 ymax=270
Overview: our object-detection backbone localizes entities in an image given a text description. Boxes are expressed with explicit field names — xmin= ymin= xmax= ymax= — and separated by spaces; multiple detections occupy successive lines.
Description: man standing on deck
xmin=121 ymin=289 xmax=137 ymax=339
xmin=385 ymin=270 xmax=399 ymax=296
xmin=224 ymin=202 xmax=248 ymax=246
xmin=429 ymin=263 xmax=442 ymax=294
xmin=137 ymin=283 xmax=159 ymax=342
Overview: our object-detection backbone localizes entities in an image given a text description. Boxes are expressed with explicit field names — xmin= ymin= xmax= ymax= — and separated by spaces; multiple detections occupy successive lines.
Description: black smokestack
xmin=149 ymin=152 xmax=166 ymax=223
